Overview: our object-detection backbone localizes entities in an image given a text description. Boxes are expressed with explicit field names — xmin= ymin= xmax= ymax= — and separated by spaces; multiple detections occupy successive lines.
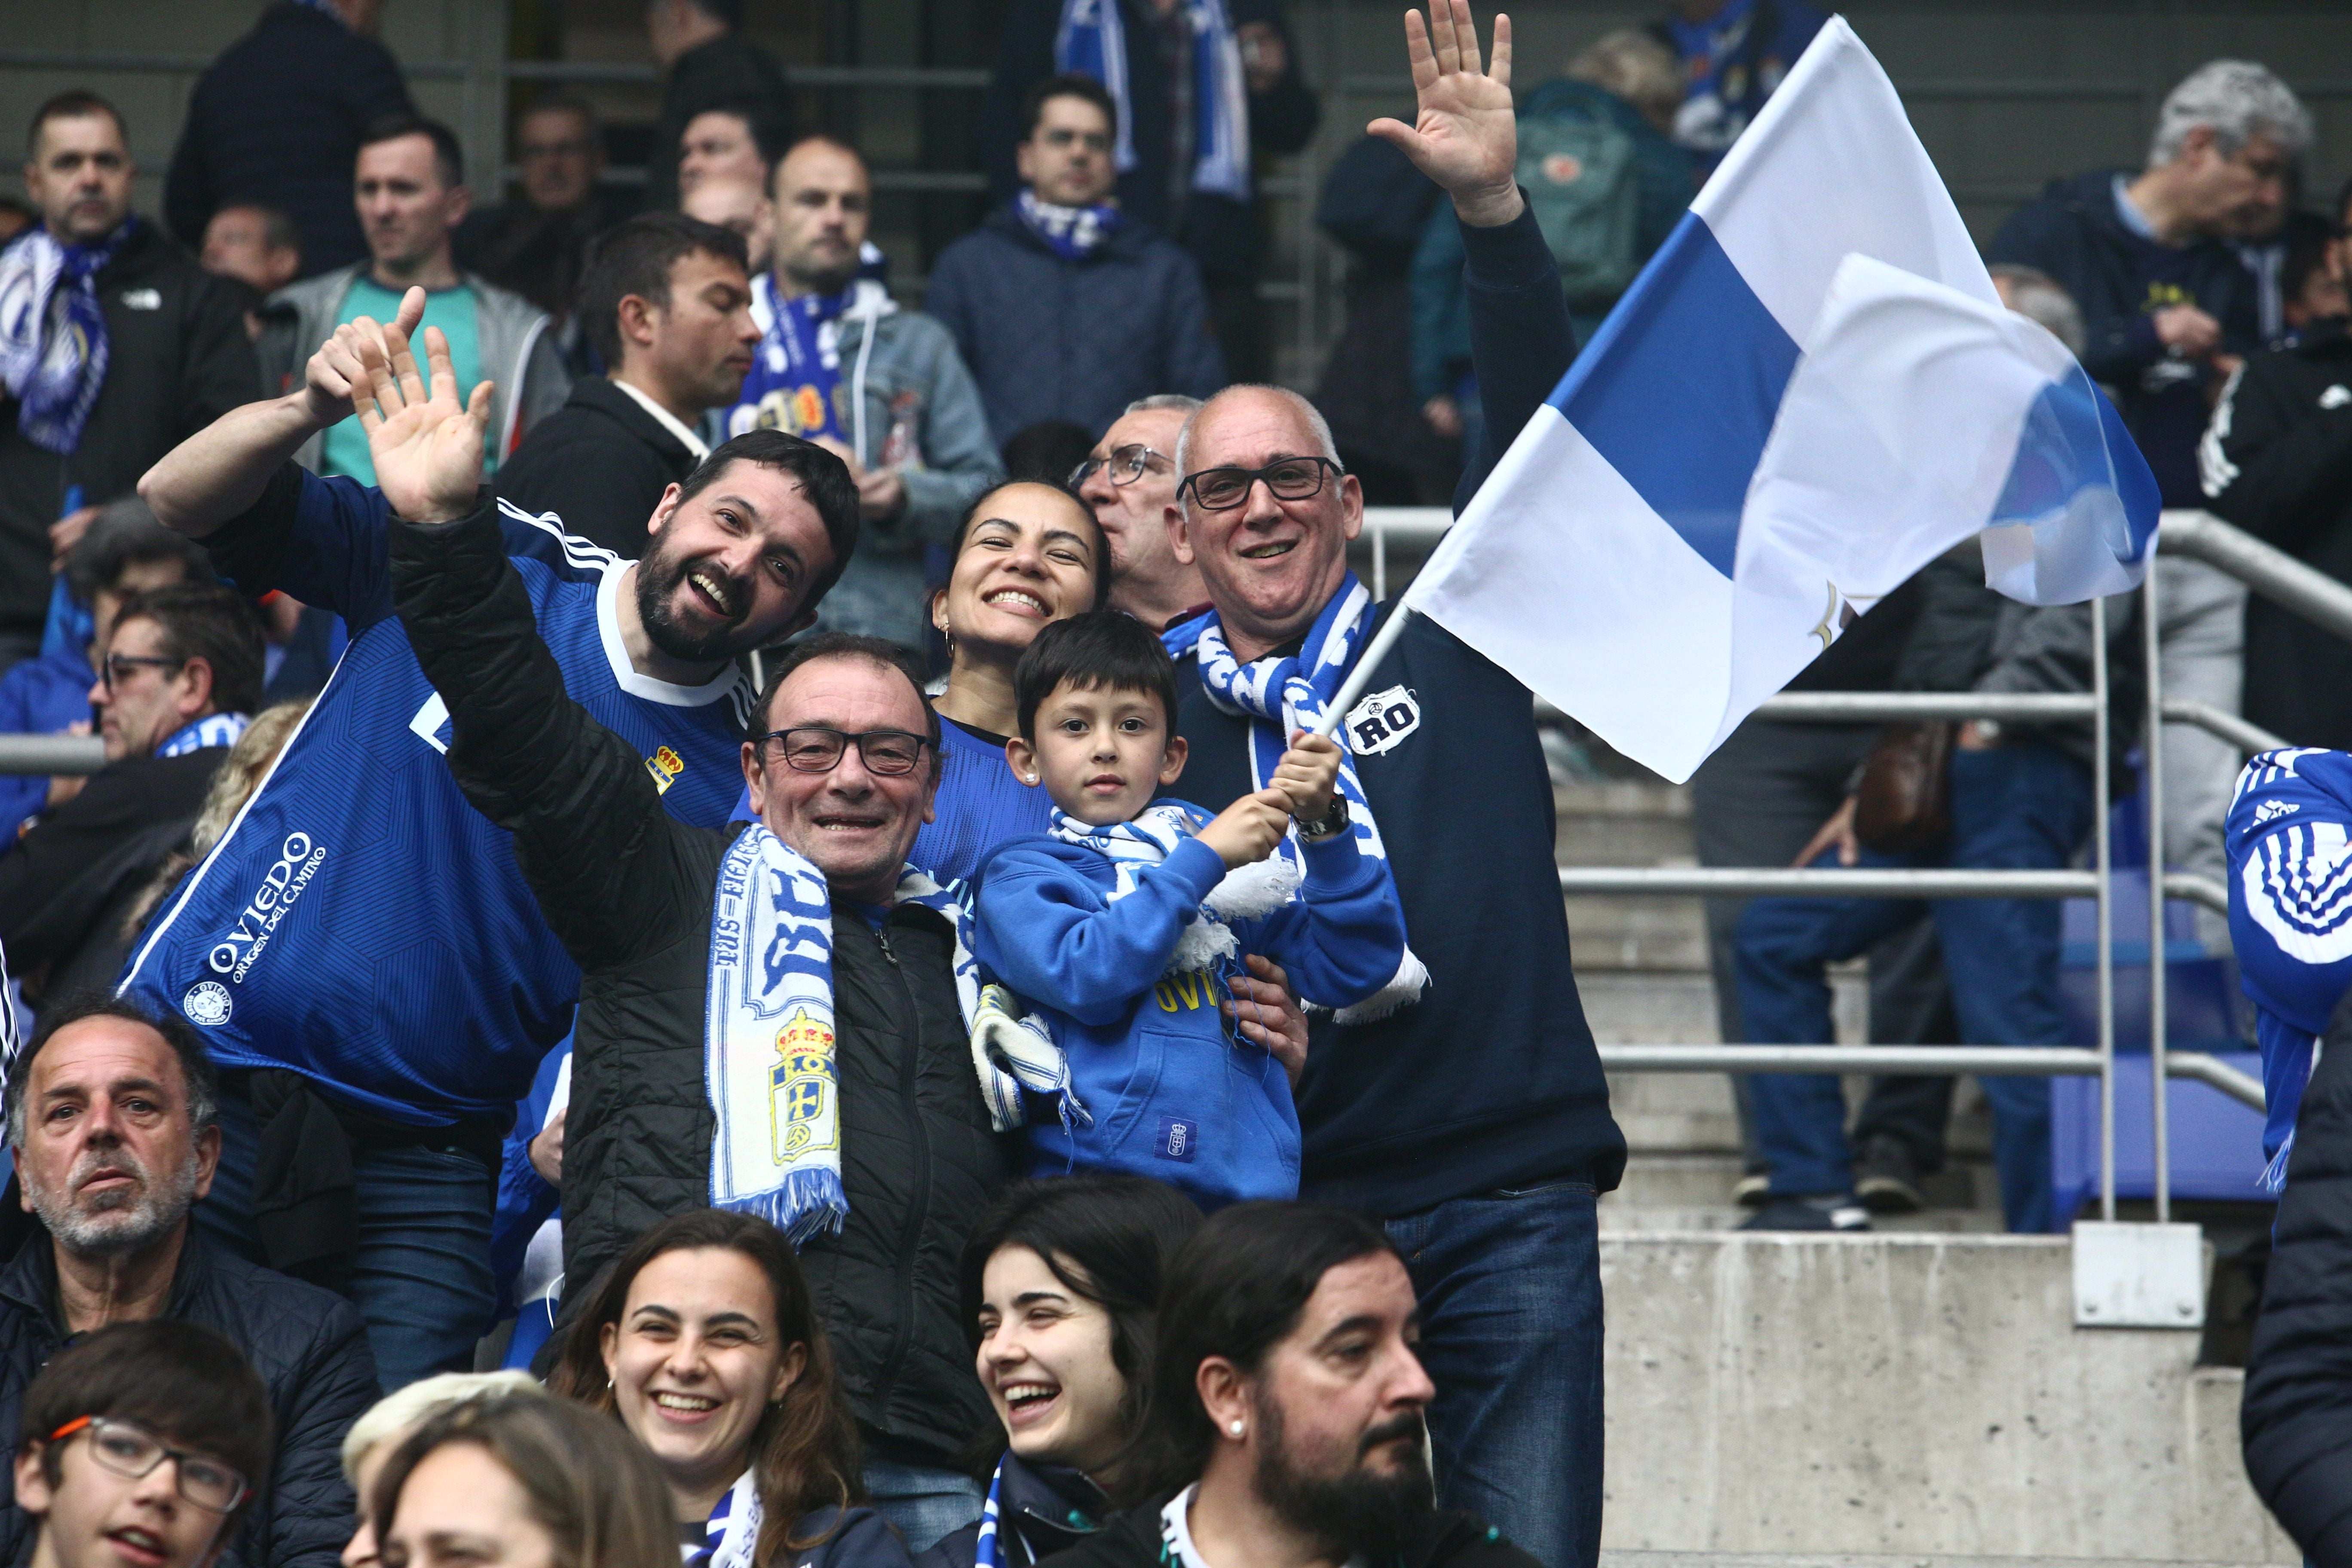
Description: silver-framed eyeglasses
xmin=49 ymin=1415 xmax=250 ymax=1514
xmin=1069 ymin=444 xmax=1172 ymax=489
xmin=757 ymin=727 xmax=932 ymax=777
xmin=1179 ymin=456 xmax=1343 ymax=512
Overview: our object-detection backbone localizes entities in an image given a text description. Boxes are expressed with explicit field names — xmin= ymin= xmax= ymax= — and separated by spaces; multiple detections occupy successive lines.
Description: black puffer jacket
xmin=2244 ymin=1006 xmax=2352 ymax=1562
xmin=386 ymin=496 xmax=1012 ymax=1467
xmin=0 ymin=1228 xmax=377 ymax=1568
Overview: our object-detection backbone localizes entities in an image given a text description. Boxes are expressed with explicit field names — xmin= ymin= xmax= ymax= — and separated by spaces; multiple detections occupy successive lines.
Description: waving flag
xmin=1397 ymin=15 xmax=2156 ymax=784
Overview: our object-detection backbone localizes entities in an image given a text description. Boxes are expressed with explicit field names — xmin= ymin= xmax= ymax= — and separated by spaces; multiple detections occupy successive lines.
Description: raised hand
xmin=1197 ymin=787 xmax=1296 ymax=870
xmin=1368 ymin=0 xmax=1524 ymax=227
xmin=353 ymin=309 xmax=493 ymax=526
xmin=1272 ymin=729 xmax=1344 ymax=822
xmin=301 ymin=285 xmax=426 ymax=427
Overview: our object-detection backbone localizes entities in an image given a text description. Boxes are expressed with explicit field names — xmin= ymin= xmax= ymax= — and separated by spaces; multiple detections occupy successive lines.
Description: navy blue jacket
xmin=1170 ymin=204 xmax=1624 ymax=1214
xmin=924 ymin=205 xmax=1226 ymax=447
xmin=918 ymin=1456 xmax=1104 ymax=1568
xmin=164 ymin=3 xmax=415 ymax=277
xmin=1986 ymin=168 xmax=2260 ymax=506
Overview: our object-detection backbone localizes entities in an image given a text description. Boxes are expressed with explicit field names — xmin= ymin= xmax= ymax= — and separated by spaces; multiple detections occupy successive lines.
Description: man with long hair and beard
xmin=1063 ymin=1202 xmax=1542 ymax=1568
xmin=119 ymin=286 xmax=858 ymax=1393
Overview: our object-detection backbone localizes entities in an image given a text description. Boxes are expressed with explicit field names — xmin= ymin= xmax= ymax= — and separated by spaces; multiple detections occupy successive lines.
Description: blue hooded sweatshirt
xmin=971 ymin=806 xmax=1409 ymax=1207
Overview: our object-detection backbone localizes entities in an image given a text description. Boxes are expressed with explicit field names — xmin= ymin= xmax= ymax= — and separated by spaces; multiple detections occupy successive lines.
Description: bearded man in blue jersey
xmin=119 ymin=287 xmax=858 ymax=1390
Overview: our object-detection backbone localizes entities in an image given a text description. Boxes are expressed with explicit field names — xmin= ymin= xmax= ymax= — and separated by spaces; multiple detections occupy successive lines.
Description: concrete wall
xmin=1601 ymin=1232 xmax=2295 ymax=1563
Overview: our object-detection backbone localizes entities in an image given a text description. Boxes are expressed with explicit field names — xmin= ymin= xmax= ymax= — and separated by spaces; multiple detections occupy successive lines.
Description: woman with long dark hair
xmin=549 ymin=1210 xmax=909 ymax=1568
xmin=920 ymin=1176 xmax=1204 ymax=1568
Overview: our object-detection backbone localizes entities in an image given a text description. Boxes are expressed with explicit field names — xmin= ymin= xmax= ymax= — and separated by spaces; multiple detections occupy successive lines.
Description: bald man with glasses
xmin=1073 ymin=394 xmax=1210 ymax=631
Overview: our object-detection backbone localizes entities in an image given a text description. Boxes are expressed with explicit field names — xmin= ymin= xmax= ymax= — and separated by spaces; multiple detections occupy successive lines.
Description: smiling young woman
xmin=909 ymin=481 xmax=1110 ymax=883
xmin=547 ymin=1210 xmax=910 ymax=1568
xmin=917 ymin=1176 xmax=1203 ymax=1568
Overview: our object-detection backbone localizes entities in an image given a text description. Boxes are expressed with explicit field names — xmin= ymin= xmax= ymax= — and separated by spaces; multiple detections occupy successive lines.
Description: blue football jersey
xmin=119 ymin=472 xmax=753 ymax=1124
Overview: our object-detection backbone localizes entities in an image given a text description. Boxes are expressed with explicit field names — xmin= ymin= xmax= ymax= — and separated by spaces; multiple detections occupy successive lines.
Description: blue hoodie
xmin=971 ymin=808 xmax=1409 ymax=1207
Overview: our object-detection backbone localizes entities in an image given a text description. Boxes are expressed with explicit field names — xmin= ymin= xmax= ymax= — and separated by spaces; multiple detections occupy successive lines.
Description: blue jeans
xmin=1386 ymin=1179 xmax=1603 ymax=1568
xmin=1733 ymin=743 xmax=2092 ymax=1231
xmin=198 ymin=1086 xmax=499 ymax=1391
xmin=862 ymin=1459 xmax=984 ymax=1553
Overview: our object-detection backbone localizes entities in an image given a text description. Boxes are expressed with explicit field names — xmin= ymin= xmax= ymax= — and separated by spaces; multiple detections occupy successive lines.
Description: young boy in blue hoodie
xmin=970 ymin=611 xmax=1411 ymax=1207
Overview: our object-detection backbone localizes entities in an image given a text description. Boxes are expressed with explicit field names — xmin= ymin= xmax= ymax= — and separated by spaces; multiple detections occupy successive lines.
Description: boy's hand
xmin=1198 ymin=788 xmax=1294 ymax=870
xmin=1272 ymin=730 xmax=1344 ymax=822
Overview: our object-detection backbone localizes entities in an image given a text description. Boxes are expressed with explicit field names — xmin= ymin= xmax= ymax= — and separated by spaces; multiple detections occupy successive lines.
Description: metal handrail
xmin=0 ymin=735 xmax=105 ymax=776
xmin=1596 ymin=1044 xmax=2264 ymax=1112
xmin=1555 ymin=864 xmax=2230 ymax=916
xmin=2160 ymin=510 xmax=2352 ymax=644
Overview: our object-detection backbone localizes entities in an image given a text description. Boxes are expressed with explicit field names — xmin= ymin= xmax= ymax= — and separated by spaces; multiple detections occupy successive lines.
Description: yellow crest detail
xmin=769 ymin=1008 xmax=837 ymax=1161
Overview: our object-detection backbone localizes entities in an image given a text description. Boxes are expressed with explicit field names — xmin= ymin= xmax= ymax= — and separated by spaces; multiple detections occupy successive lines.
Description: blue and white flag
xmin=1407 ymin=16 xmax=2157 ymax=784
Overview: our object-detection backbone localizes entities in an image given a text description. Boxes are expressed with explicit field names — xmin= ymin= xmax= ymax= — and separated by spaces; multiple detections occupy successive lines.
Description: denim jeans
xmin=862 ymin=1458 xmax=984 ymax=1553
xmin=1385 ymin=1178 xmax=1604 ymax=1568
xmin=198 ymin=1085 xmax=499 ymax=1391
xmin=1733 ymin=742 xmax=2093 ymax=1231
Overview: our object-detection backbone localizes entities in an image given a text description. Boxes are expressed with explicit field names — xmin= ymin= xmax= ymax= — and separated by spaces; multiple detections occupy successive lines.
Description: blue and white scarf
xmin=1049 ymin=802 xmax=1301 ymax=982
xmin=972 ymin=1460 xmax=1011 ymax=1568
xmin=155 ymin=711 xmax=249 ymax=760
xmin=707 ymin=827 xmax=1078 ymax=1241
xmin=1164 ymin=574 xmax=1427 ymax=1021
xmin=1054 ymin=0 xmax=1253 ymax=203
xmin=0 ymin=221 xmax=131 ymax=454
xmin=685 ymin=1471 xmax=760 ymax=1568
xmin=1016 ymin=190 xmax=1121 ymax=261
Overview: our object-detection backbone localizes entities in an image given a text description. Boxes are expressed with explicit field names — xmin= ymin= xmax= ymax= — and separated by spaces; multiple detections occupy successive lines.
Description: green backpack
xmin=1516 ymin=111 xmax=1642 ymax=311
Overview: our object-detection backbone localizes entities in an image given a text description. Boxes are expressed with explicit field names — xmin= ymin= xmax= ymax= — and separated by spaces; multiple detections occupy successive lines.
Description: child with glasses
xmin=13 ymin=1320 xmax=273 ymax=1568
xmin=969 ymin=611 xmax=1410 ymax=1208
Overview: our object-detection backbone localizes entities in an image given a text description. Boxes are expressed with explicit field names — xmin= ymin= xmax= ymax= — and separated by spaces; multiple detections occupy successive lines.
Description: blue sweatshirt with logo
xmin=971 ymin=814 xmax=1408 ymax=1208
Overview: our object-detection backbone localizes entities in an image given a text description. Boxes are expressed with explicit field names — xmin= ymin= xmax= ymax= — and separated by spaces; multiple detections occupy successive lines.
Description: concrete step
xmin=1608 ymin=1071 xmax=1745 ymax=1155
xmin=1601 ymin=1205 xmax=2009 ymax=1234
xmin=1600 ymin=1234 xmax=2291 ymax=1562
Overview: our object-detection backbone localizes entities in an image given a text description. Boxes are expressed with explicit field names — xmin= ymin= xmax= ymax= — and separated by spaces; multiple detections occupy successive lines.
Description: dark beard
xmin=1251 ymin=1393 xmax=1434 ymax=1559
xmin=636 ymin=539 xmax=752 ymax=662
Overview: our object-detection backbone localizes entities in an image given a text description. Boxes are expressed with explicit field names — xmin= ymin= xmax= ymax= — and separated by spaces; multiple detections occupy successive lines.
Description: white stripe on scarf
xmin=686 ymin=1471 xmax=760 ymax=1568
xmin=155 ymin=711 xmax=250 ymax=760
xmin=1048 ymin=802 xmax=1300 ymax=979
xmin=707 ymin=828 xmax=1083 ymax=1241
xmin=1166 ymin=574 xmax=1427 ymax=1022
xmin=1052 ymin=0 xmax=1252 ymax=202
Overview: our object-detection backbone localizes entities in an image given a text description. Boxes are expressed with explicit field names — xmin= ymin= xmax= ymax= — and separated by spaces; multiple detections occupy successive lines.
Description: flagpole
xmin=1314 ymin=604 xmax=1419 ymax=738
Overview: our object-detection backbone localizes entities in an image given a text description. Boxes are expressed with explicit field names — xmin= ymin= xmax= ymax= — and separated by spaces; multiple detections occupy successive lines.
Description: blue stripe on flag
xmin=1548 ymin=211 xmax=1799 ymax=579
xmin=1988 ymin=366 xmax=2159 ymax=560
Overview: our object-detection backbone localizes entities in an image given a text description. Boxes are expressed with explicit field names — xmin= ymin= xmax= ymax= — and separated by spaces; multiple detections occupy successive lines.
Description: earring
xmin=1229 ymin=1421 xmax=1244 ymax=1436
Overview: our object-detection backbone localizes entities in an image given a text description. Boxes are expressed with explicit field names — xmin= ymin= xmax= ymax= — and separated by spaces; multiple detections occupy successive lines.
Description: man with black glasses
xmin=1074 ymin=395 xmax=1209 ymax=631
xmin=370 ymin=319 xmax=1011 ymax=1552
xmin=0 ymin=998 xmax=376 ymax=1568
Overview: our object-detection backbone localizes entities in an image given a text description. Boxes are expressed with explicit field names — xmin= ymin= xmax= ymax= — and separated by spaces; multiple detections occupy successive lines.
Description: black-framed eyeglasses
xmin=1179 ymin=456 xmax=1343 ymax=512
xmin=49 ymin=1415 xmax=250 ymax=1514
xmin=1069 ymin=444 xmax=1172 ymax=490
xmin=100 ymin=654 xmax=185 ymax=691
xmin=757 ymin=727 xmax=932 ymax=777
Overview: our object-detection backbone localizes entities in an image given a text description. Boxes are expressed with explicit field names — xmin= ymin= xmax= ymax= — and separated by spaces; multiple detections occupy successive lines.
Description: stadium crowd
xmin=0 ymin=0 xmax=2349 ymax=1563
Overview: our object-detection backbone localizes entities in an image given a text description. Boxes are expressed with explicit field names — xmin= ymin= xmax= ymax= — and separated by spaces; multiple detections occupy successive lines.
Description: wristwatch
xmin=1295 ymin=796 xmax=1351 ymax=842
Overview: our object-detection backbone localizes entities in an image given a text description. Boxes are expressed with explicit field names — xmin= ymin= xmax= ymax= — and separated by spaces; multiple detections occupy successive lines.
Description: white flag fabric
xmin=1406 ymin=15 xmax=2157 ymax=784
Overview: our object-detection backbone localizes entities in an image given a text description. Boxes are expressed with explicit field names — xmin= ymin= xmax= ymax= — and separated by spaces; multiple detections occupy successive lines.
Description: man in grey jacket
xmin=259 ymin=114 xmax=569 ymax=481
xmin=722 ymin=134 xmax=999 ymax=651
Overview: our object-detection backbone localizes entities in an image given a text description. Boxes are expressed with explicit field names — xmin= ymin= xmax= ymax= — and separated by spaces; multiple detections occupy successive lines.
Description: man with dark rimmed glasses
xmin=376 ymin=316 xmax=1011 ymax=1549
xmin=13 ymin=1320 xmax=273 ymax=1568
xmin=1072 ymin=395 xmax=1211 ymax=631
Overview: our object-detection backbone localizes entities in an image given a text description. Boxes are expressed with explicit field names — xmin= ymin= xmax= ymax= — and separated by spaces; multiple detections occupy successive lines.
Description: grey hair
xmin=1989 ymin=263 xmax=2086 ymax=357
xmin=1173 ymin=384 xmax=1343 ymax=491
xmin=2149 ymin=60 xmax=2312 ymax=166
xmin=1124 ymin=393 xmax=1203 ymax=416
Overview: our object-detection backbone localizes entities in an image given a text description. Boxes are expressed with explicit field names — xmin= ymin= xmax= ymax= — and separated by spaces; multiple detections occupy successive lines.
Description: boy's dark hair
xmin=20 ymin=1320 xmax=273 ymax=1517
xmin=756 ymin=632 xmax=943 ymax=777
xmin=1021 ymin=73 xmax=1120 ymax=143
xmin=675 ymin=430 xmax=861 ymax=611
xmin=696 ymin=98 xmax=795 ymax=172
xmin=1013 ymin=610 xmax=1177 ymax=741
xmin=6 ymin=992 xmax=221 ymax=1151
xmin=359 ymin=113 xmax=466 ymax=190
xmin=958 ymin=1176 xmax=1204 ymax=1456
xmin=1117 ymin=1202 xmax=1400 ymax=1507
xmin=578 ymin=212 xmax=750 ymax=367
xmin=67 ymin=499 xmax=211 ymax=606
xmin=109 ymin=582 xmax=266 ymax=720
xmin=28 ymin=91 xmax=126 ymax=157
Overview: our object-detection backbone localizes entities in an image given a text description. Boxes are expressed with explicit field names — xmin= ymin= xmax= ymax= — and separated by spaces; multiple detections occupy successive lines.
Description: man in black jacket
xmin=1052 ymin=1202 xmax=1540 ymax=1568
xmin=1 ymin=94 xmax=260 ymax=673
xmin=646 ymin=0 xmax=796 ymax=213
xmin=2203 ymin=174 xmax=2352 ymax=751
xmin=499 ymin=214 xmax=757 ymax=556
xmin=0 ymin=995 xmax=377 ymax=1568
xmin=365 ymin=324 xmax=1009 ymax=1550
xmin=1156 ymin=9 xmax=1620 ymax=1566
xmin=0 ymin=582 xmax=263 ymax=1006
xmin=163 ymin=0 xmax=415 ymax=277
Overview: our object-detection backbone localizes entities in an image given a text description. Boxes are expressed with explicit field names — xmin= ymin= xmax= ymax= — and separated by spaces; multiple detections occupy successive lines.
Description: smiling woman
xmin=547 ymin=1210 xmax=911 ymax=1568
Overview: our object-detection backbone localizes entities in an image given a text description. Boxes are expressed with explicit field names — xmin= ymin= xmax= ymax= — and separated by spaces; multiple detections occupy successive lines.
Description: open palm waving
xmin=351 ymin=294 xmax=496 ymax=526
xmin=1368 ymin=0 xmax=1525 ymax=228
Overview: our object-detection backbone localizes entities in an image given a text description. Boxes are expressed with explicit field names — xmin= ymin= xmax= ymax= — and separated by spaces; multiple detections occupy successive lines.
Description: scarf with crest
xmin=0 ymin=220 xmax=131 ymax=454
